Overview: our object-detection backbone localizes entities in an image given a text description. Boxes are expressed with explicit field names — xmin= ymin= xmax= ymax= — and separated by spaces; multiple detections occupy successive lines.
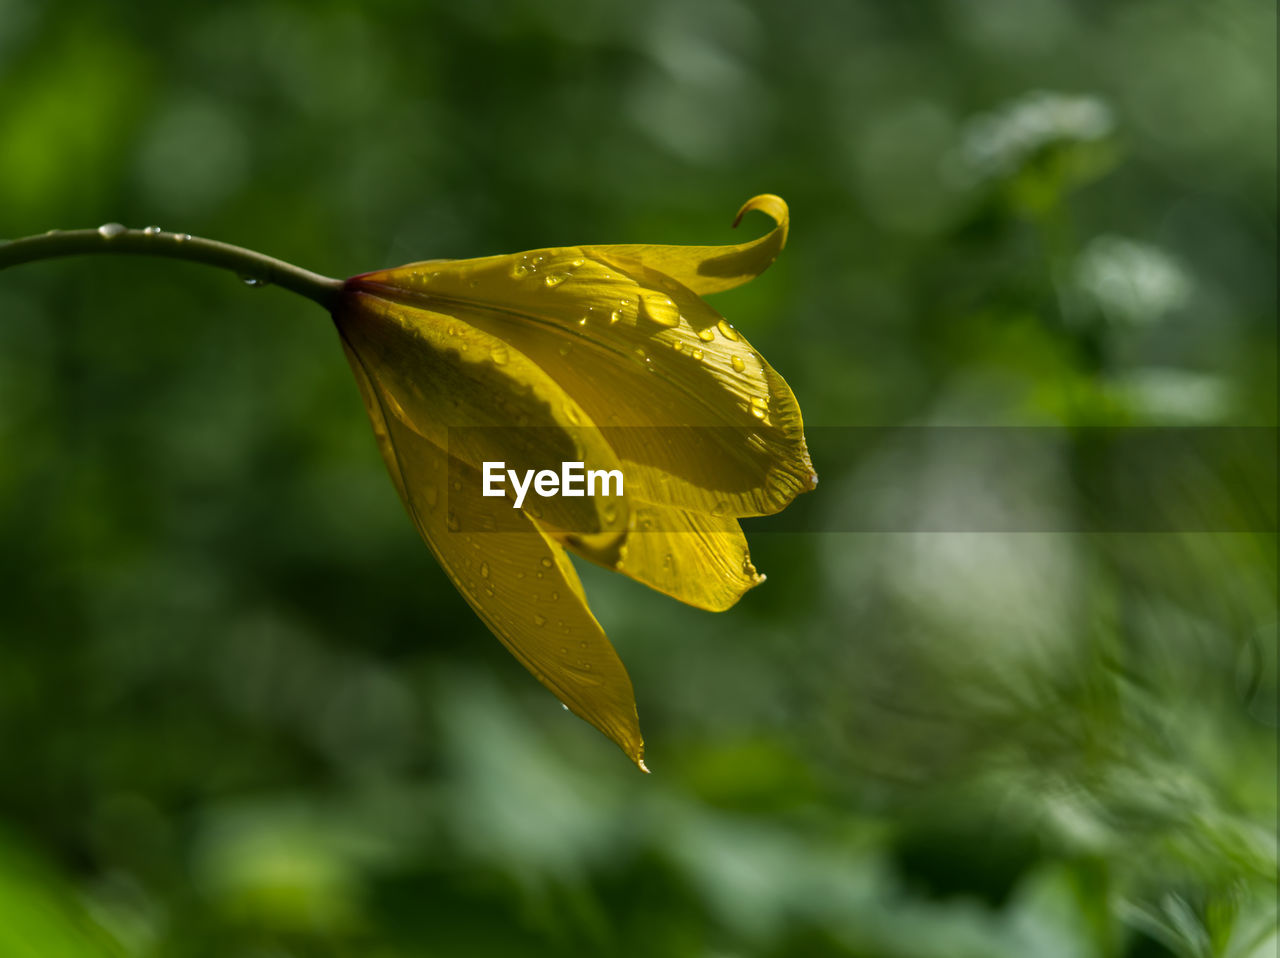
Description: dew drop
xmin=691 ymin=348 xmax=704 ymax=361
xmin=673 ymin=341 xmax=684 ymax=352
xmin=564 ymin=404 xmax=582 ymax=425
xmin=633 ymin=346 xmax=647 ymax=361
xmin=539 ymin=557 xmax=553 ymax=569
xmin=142 ymin=225 xmax=162 ymax=235
xmin=662 ymin=553 xmax=675 ymax=571
xmin=750 ymin=405 xmax=767 ymax=419
xmin=571 ymin=258 xmax=585 ymax=268
xmin=545 ymin=273 xmax=567 ymax=288
xmin=534 ymin=614 xmax=547 ymax=626
xmin=239 ymin=274 xmax=269 ymax=288
xmin=490 ymin=345 xmax=509 ymax=365
xmin=639 ymin=291 xmax=680 ymax=327
xmin=697 ymin=327 xmax=716 ymax=343
xmin=446 ymin=510 xmax=461 ymax=532
xmin=603 ymin=504 xmax=618 ymax=524
xmin=97 ymin=222 xmax=126 ymax=239
xmin=551 ymin=591 xmax=560 ymax=600
xmin=717 ymin=319 xmax=741 ymax=341
xmin=175 ymin=233 xmax=191 ymax=243
xmin=480 ymin=562 xmax=490 ymax=579
xmin=731 ymin=356 xmax=746 ymax=372
xmin=511 ymin=257 xmax=530 ymax=278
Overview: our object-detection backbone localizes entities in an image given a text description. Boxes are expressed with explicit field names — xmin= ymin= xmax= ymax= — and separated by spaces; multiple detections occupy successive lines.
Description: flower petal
xmin=352 ymin=205 xmax=814 ymax=519
xmin=336 ymin=290 xmax=629 ymax=539
xmin=581 ymin=194 xmax=789 ymax=296
xmin=557 ymin=502 xmax=765 ymax=612
xmin=339 ymin=333 xmax=646 ymax=767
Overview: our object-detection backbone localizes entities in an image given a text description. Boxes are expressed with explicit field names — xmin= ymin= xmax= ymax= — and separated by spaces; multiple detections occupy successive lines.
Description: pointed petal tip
xmin=637 ymin=756 xmax=651 ymax=774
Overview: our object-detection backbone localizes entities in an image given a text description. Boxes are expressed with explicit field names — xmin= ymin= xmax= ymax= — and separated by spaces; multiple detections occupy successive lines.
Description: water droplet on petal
xmin=717 ymin=319 xmax=741 ymax=341
xmin=534 ymin=614 xmax=547 ymax=626
xmin=731 ymin=356 xmax=746 ymax=372
xmin=691 ymin=348 xmax=704 ymax=361
xmin=564 ymin=404 xmax=582 ymax=425
xmin=633 ymin=346 xmax=647 ymax=361
xmin=490 ymin=345 xmax=509 ymax=365
xmin=544 ymin=273 xmax=567 ymax=288
xmin=539 ymin=556 xmax=553 ymax=569
xmin=672 ymin=341 xmax=684 ymax=352
xmin=446 ymin=510 xmax=461 ymax=532
xmin=142 ymin=225 xmax=162 ymax=235
xmin=697 ymin=328 xmax=716 ymax=343
xmin=175 ymin=233 xmax=191 ymax=243
xmin=480 ymin=562 xmax=490 ymax=578
xmin=639 ymin=292 xmax=680 ymax=327
xmin=97 ymin=222 xmax=126 ymax=239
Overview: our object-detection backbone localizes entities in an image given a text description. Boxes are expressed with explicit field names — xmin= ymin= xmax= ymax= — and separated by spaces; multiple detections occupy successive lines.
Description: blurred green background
xmin=0 ymin=1 xmax=1275 ymax=956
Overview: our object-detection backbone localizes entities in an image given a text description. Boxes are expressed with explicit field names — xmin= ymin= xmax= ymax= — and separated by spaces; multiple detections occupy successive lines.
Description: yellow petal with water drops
xmin=336 ymin=289 xmax=628 ymax=539
xmin=340 ymin=370 xmax=645 ymax=767
xmin=354 ymin=233 xmax=814 ymax=518
xmin=557 ymin=503 xmax=765 ymax=612
xmin=581 ymin=194 xmax=789 ymax=296
xmin=339 ymin=333 xmax=408 ymax=505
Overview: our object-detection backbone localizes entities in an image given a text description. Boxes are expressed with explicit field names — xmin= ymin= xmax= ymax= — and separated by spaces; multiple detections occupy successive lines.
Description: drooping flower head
xmin=334 ymin=196 xmax=815 ymax=769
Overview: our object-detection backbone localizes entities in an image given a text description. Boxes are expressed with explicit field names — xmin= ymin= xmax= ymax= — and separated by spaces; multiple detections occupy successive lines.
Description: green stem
xmin=0 ymin=225 xmax=344 ymax=310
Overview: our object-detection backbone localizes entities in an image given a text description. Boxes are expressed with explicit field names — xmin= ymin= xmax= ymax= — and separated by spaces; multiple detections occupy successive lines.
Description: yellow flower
xmin=333 ymin=195 xmax=815 ymax=770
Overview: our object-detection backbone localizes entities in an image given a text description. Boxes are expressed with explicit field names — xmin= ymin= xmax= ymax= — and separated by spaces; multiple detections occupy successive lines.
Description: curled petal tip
xmin=637 ymin=757 xmax=651 ymax=774
xmin=732 ymin=193 xmax=789 ymax=238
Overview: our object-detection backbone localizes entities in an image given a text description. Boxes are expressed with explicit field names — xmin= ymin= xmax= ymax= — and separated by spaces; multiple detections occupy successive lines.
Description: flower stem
xmin=0 ymin=225 xmax=344 ymax=310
